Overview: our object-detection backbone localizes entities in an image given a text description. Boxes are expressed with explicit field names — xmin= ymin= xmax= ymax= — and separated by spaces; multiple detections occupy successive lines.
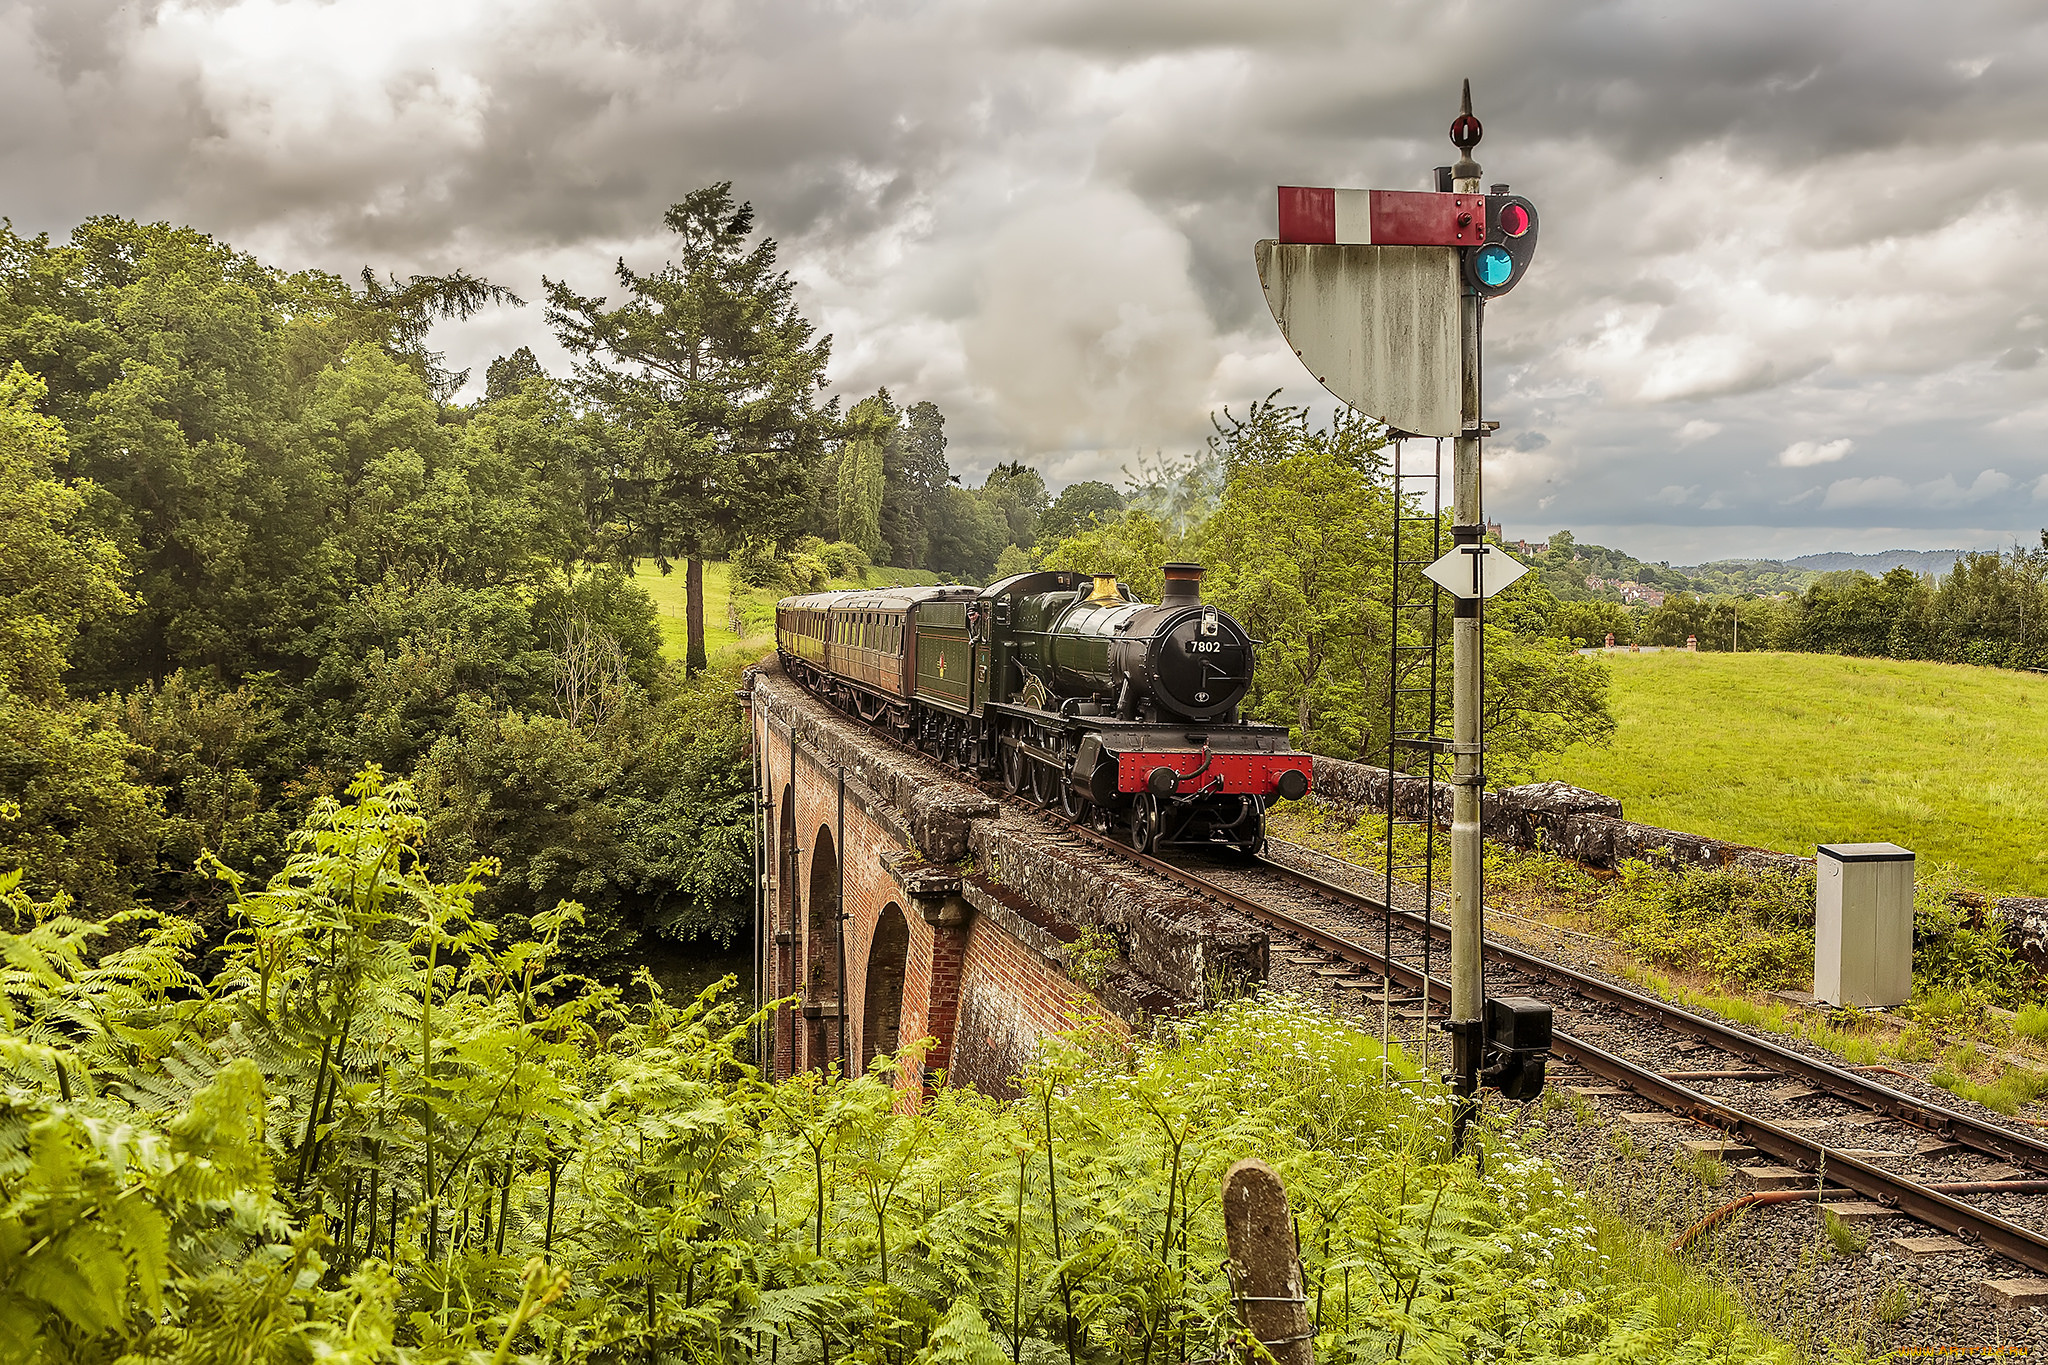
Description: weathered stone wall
xmin=1308 ymin=755 xmax=1810 ymax=877
xmin=749 ymin=658 xmax=1251 ymax=1098
xmin=968 ymin=818 xmax=1268 ymax=1004
xmin=1994 ymin=898 xmax=2048 ymax=972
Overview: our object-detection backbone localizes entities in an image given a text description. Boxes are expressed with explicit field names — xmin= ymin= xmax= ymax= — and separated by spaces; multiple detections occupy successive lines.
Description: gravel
xmin=1181 ymin=837 xmax=2048 ymax=1356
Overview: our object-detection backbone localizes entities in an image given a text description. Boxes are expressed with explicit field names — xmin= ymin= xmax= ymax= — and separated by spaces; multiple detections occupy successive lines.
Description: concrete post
xmin=1448 ymin=155 xmax=1486 ymax=1111
xmin=1222 ymin=1158 xmax=1312 ymax=1365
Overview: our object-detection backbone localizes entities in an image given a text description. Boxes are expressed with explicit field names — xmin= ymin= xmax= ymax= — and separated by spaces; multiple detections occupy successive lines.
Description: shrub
xmin=1598 ymin=861 xmax=1815 ymax=991
xmin=731 ymin=537 xmax=789 ymax=590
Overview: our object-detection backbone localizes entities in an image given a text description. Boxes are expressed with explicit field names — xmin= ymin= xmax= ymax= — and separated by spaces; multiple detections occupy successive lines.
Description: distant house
xmin=1617 ymin=582 xmax=1665 ymax=607
xmin=1585 ymin=574 xmax=1608 ymax=591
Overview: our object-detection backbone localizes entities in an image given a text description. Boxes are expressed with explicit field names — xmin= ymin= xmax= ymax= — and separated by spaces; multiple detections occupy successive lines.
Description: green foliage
xmin=1598 ymin=862 xmax=1816 ymax=992
xmin=0 ymin=364 xmax=127 ymax=703
xmin=2018 ymin=1003 xmax=2048 ymax=1043
xmin=1928 ymin=1050 xmax=2048 ymax=1115
xmin=1065 ymin=925 xmax=1119 ymax=990
xmin=798 ymin=537 xmax=871 ymax=582
xmin=837 ymin=391 xmax=893 ymax=561
xmin=0 ymin=807 xmax=1799 ymax=1361
xmin=1547 ymin=600 xmax=1635 ymax=650
xmin=0 ymin=362 xmax=163 ymax=919
xmin=1820 ymin=1209 xmax=1867 ymax=1257
xmin=1034 ymin=480 xmax=1125 ymax=547
xmin=1908 ymin=863 xmax=2033 ymax=1008
xmin=992 ymin=544 xmax=1034 ymax=578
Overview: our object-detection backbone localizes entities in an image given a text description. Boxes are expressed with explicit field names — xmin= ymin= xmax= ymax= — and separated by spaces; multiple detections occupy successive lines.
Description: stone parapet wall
xmin=1307 ymin=756 xmax=1810 ymax=877
xmin=968 ymin=818 xmax=1268 ymax=1005
xmin=1994 ymin=898 xmax=2048 ymax=972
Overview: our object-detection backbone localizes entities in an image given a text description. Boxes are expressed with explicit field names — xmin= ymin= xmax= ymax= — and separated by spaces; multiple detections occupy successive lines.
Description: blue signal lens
xmin=1475 ymin=245 xmax=1514 ymax=288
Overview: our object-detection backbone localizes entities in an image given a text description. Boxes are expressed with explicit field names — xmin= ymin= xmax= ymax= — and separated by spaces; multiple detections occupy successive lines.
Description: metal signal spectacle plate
xmin=1467 ymin=194 xmax=1539 ymax=297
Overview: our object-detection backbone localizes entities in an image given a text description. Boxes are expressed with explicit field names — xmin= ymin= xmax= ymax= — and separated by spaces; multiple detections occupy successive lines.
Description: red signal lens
xmin=1498 ymin=202 xmax=1530 ymax=237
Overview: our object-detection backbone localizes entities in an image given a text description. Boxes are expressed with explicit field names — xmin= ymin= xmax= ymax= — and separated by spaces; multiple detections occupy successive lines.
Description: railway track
xmin=1049 ymin=818 xmax=2048 ymax=1277
xmin=823 ymin=679 xmax=2048 ymax=1280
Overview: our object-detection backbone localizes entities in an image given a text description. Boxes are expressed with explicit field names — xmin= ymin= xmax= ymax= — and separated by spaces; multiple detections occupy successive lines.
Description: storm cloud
xmin=5 ymin=0 xmax=2048 ymax=558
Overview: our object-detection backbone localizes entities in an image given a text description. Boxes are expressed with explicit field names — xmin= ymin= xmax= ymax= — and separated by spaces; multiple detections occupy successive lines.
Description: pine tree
xmin=545 ymin=183 xmax=833 ymax=673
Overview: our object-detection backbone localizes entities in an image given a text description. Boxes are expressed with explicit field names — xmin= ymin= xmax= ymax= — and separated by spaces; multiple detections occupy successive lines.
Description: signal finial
xmin=1449 ymin=79 xmax=1483 ymax=189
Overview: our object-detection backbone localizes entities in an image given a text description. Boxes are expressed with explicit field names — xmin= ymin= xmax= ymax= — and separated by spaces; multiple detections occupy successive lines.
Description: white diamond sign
xmin=1421 ymin=544 xmax=1529 ymax=600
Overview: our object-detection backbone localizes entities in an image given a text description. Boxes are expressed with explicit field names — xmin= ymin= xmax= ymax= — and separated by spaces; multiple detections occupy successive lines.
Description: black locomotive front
xmin=1012 ymin=563 xmax=1255 ymax=723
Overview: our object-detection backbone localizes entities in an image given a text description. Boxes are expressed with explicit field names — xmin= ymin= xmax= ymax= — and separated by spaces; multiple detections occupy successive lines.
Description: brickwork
xmin=748 ymin=658 xmax=1238 ymax=1100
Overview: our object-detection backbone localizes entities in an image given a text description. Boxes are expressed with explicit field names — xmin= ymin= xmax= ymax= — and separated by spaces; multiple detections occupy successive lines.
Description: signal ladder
xmin=1380 ymin=437 xmax=1448 ymax=1067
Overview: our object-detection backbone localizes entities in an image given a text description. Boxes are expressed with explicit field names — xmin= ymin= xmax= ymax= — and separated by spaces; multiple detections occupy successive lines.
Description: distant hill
xmin=1512 ymin=533 xmax=1996 ymax=604
xmin=1781 ymin=548 xmax=1985 ymax=577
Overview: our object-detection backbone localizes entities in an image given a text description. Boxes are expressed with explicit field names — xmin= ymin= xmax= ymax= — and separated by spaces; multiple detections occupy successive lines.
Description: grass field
xmin=629 ymin=558 xmax=942 ymax=671
xmin=1532 ymin=650 xmax=2048 ymax=894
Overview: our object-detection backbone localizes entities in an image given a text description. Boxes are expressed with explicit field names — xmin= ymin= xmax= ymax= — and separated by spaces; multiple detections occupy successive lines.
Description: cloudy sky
xmin=6 ymin=0 xmax=2048 ymax=562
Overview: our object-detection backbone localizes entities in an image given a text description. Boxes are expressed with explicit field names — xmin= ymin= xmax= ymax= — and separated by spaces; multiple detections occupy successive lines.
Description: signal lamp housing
xmin=1465 ymin=194 xmax=1539 ymax=298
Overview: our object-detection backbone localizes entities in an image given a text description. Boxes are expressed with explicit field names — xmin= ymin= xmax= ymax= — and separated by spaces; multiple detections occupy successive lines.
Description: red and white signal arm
xmin=1276 ymin=188 xmax=1490 ymax=246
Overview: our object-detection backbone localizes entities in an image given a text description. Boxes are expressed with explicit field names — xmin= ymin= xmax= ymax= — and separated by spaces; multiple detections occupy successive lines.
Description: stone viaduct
xmin=744 ymin=659 xmax=1269 ymax=1098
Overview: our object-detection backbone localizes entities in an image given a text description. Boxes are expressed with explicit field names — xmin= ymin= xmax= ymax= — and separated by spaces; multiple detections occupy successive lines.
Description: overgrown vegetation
xmin=0 ymin=778 xmax=1801 ymax=1360
xmin=1271 ymin=800 xmax=2047 ymax=1116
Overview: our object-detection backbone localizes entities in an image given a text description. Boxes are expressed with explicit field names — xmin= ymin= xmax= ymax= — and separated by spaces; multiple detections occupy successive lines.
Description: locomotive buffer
xmin=1257 ymin=82 xmax=1552 ymax=1131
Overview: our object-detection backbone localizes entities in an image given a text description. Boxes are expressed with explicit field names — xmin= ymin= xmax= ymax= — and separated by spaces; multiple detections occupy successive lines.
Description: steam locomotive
xmin=775 ymin=563 xmax=1313 ymax=853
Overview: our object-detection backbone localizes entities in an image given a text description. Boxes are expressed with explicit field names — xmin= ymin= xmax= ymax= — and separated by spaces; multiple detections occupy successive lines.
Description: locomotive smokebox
xmin=1159 ymin=562 xmax=1205 ymax=607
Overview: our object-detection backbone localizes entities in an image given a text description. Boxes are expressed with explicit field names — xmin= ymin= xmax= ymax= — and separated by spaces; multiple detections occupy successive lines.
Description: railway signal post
xmin=1258 ymin=82 xmax=1550 ymax=1137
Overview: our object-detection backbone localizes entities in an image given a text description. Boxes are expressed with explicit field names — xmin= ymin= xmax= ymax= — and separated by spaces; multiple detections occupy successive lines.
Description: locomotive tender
xmin=775 ymin=563 xmax=1313 ymax=853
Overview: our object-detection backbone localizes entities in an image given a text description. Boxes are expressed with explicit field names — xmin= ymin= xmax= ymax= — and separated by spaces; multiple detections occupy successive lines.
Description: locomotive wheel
xmin=1030 ymin=758 xmax=1058 ymax=807
xmin=1129 ymin=794 xmax=1161 ymax=854
xmin=1002 ymin=732 xmax=1027 ymax=794
xmin=1058 ymin=765 xmax=1086 ymax=820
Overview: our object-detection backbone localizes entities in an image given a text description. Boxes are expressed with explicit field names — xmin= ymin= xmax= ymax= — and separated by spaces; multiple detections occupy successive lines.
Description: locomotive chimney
xmin=1159 ymin=562 xmax=1204 ymax=608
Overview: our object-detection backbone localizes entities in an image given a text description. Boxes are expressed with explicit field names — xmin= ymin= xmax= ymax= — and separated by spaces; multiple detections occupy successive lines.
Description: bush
xmin=1597 ymin=860 xmax=1817 ymax=991
xmin=796 ymin=535 xmax=870 ymax=581
xmin=0 ymin=820 xmax=1802 ymax=1365
xmin=731 ymin=537 xmax=788 ymax=590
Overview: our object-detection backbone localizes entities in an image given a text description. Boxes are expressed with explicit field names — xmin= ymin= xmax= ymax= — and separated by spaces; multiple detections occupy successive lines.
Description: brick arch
xmin=806 ymin=824 xmax=843 ymax=1071
xmin=862 ymin=903 xmax=910 ymax=1077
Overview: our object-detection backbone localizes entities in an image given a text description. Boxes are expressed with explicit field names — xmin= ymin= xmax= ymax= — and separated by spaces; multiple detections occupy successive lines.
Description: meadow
xmin=1532 ymin=650 xmax=2048 ymax=894
xmin=630 ymin=558 xmax=941 ymax=668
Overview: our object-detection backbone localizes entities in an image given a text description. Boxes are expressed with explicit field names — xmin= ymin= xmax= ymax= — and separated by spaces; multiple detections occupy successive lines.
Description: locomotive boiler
xmin=775 ymin=562 xmax=1312 ymax=854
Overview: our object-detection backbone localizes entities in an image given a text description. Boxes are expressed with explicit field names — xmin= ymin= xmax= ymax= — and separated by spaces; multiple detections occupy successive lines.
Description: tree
xmin=882 ymin=399 xmax=951 ymax=567
xmin=1196 ymin=400 xmax=1391 ymax=754
xmin=0 ymin=363 xmax=160 ymax=916
xmin=1035 ymin=480 xmax=1125 ymax=547
xmin=483 ymin=346 xmax=546 ymax=403
xmin=1642 ymin=592 xmax=1713 ymax=648
xmin=927 ymin=486 xmax=1008 ymax=581
xmin=978 ymin=461 xmax=1048 ymax=547
xmin=545 ymin=183 xmax=833 ymax=673
xmin=1546 ymin=600 xmax=1635 ymax=649
xmin=837 ymin=390 xmax=893 ymax=562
